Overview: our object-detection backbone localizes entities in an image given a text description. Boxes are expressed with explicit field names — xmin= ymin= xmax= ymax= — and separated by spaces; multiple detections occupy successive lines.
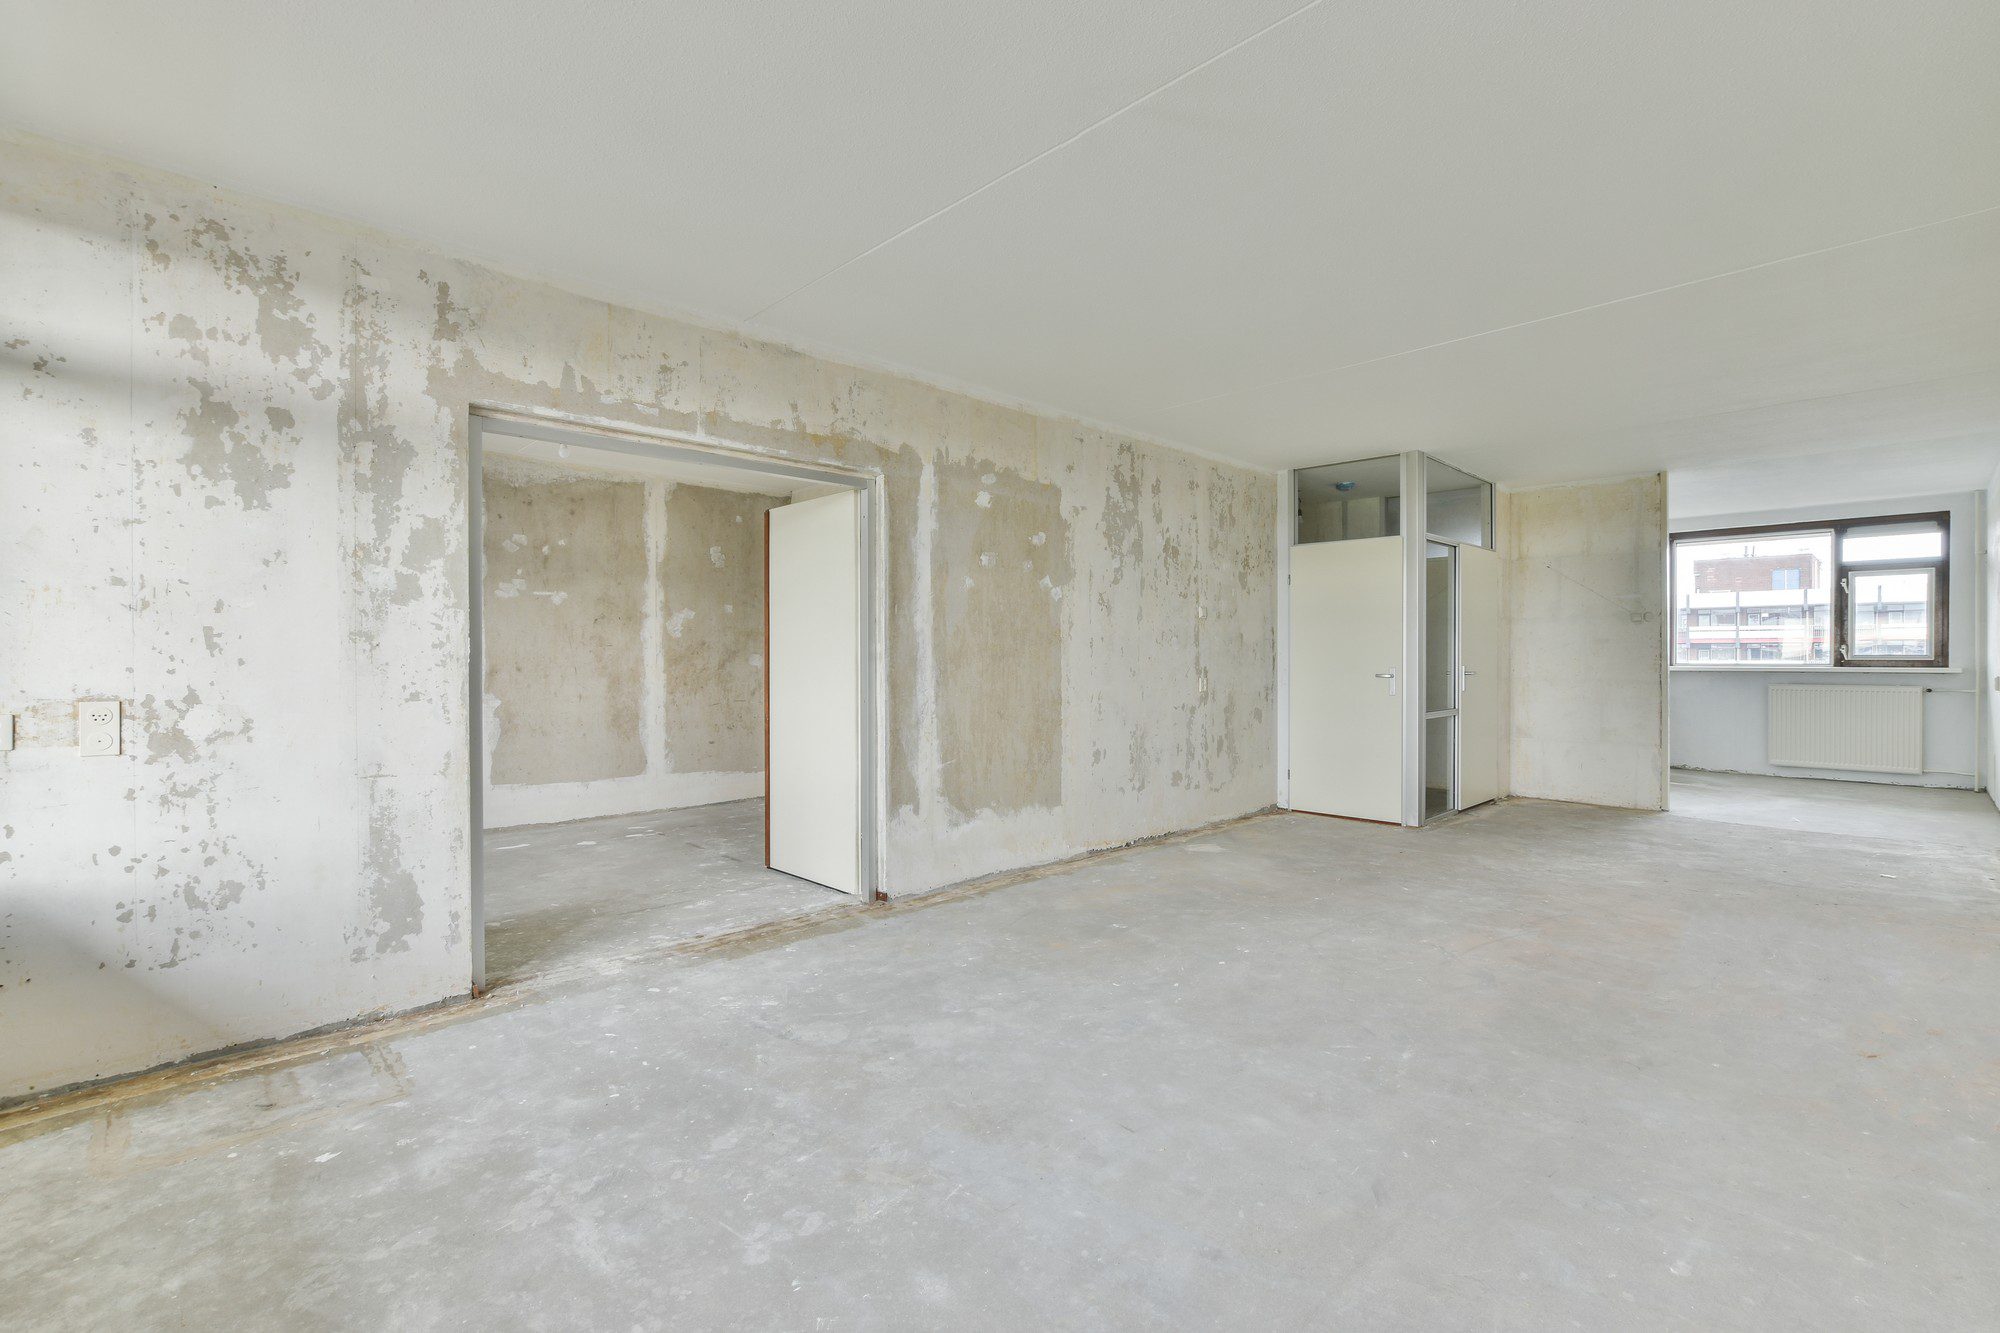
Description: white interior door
xmin=766 ymin=490 xmax=860 ymax=893
xmin=1289 ymin=536 xmax=1404 ymax=822
xmin=1457 ymin=543 xmax=1502 ymax=808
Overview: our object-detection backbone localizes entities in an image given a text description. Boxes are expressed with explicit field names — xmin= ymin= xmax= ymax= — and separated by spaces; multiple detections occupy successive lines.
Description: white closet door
xmin=1288 ymin=536 xmax=1404 ymax=823
xmin=766 ymin=491 xmax=860 ymax=893
xmin=1457 ymin=543 xmax=1502 ymax=809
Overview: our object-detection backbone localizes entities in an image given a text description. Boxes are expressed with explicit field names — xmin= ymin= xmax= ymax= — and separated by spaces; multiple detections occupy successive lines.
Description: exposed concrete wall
xmin=1668 ymin=491 xmax=1984 ymax=790
xmin=659 ymin=481 xmax=777 ymax=777
xmin=483 ymin=460 xmax=650 ymax=789
xmin=0 ymin=133 xmax=1278 ymax=1099
xmin=1502 ymin=474 xmax=1669 ymax=810
xmin=478 ymin=454 xmax=781 ymax=828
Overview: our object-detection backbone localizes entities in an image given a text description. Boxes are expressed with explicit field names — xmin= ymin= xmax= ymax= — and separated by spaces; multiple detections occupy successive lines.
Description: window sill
xmin=1670 ymin=664 xmax=1961 ymax=675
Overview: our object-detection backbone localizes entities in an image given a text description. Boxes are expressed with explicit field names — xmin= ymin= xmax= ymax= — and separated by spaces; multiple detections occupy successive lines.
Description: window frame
xmin=1834 ymin=512 xmax=1949 ymax=668
xmin=1669 ymin=510 xmax=1949 ymax=670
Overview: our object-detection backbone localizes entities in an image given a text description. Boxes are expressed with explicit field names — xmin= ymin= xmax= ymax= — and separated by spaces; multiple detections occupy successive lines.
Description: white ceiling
xmin=6 ymin=1 xmax=1997 ymax=503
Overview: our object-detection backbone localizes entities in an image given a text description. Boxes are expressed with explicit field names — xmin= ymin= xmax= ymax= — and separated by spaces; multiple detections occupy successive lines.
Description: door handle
xmin=1373 ymin=671 xmax=1397 ymax=696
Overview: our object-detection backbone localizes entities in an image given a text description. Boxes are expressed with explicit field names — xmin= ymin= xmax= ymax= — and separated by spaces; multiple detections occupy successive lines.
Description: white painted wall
xmin=483 ymin=756 xmax=761 ymax=830
xmin=1987 ymin=465 xmax=2000 ymax=813
xmin=1668 ymin=491 xmax=1984 ymax=790
xmin=1502 ymin=475 xmax=1670 ymax=810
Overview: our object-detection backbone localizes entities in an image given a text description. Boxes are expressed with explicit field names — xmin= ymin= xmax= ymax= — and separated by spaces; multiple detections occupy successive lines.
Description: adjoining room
xmin=1665 ymin=463 xmax=1992 ymax=843
xmin=474 ymin=419 xmax=871 ymax=983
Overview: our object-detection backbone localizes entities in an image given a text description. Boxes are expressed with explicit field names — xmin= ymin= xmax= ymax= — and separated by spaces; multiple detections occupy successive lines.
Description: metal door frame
xmin=1422 ymin=537 xmax=1463 ymax=820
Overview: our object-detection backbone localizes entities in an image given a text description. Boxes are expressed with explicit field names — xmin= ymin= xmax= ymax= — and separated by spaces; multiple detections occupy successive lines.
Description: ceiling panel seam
xmin=739 ymin=0 xmax=1329 ymax=324
xmin=1158 ymin=201 xmax=2000 ymax=415
xmin=1597 ymin=367 xmax=2000 ymax=436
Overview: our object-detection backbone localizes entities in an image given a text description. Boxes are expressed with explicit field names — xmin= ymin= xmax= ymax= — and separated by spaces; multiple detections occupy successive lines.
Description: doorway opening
xmin=466 ymin=412 xmax=879 ymax=988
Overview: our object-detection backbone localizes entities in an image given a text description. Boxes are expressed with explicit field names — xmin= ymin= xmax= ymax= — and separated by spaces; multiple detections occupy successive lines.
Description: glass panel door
xmin=1424 ymin=716 xmax=1454 ymax=821
xmin=1423 ymin=541 xmax=1458 ymax=820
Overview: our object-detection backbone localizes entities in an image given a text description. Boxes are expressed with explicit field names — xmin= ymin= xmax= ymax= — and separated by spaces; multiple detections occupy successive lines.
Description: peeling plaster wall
xmin=661 ymin=482 xmax=778 ymax=777
xmin=0 ymin=133 xmax=1278 ymax=1099
xmin=932 ymin=457 xmax=1069 ymax=816
xmin=479 ymin=454 xmax=781 ymax=828
xmin=1502 ymin=475 xmax=1669 ymax=810
xmin=483 ymin=460 xmax=649 ymax=788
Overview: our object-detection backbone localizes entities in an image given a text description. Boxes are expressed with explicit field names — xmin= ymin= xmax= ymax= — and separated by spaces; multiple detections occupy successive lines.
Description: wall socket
xmin=78 ymin=699 xmax=121 ymax=756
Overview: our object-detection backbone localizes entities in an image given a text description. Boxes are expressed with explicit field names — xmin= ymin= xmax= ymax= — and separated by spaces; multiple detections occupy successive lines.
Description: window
xmin=1672 ymin=530 xmax=1831 ymax=665
xmin=1424 ymin=455 xmax=1493 ymax=549
xmin=1294 ymin=455 xmax=1401 ymax=544
xmin=1839 ymin=517 xmax=1947 ymax=666
xmin=1671 ymin=513 xmax=1948 ymax=669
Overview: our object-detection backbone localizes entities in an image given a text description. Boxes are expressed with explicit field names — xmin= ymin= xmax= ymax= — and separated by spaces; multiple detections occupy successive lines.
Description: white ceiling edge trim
xmin=2 ymin=125 xmax=1285 ymax=482
xmin=1669 ymin=488 xmax=1982 ymax=531
xmin=1497 ymin=470 xmax=1668 ymax=495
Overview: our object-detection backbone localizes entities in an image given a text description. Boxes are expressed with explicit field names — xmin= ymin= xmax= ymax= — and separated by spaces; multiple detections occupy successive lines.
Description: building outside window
xmin=1671 ymin=513 xmax=1948 ymax=669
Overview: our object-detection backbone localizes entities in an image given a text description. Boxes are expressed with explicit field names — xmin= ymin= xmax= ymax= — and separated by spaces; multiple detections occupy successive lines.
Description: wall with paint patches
xmin=0 ymin=132 xmax=1279 ymax=1100
xmin=480 ymin=454 xmax=783 ymax=829
xmin=1501 ymin=474 xmax=1670 ymax=810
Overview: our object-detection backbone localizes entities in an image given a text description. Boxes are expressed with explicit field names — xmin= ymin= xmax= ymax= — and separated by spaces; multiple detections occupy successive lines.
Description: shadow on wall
xmin=1 ymin=914 xmax=252 ymax=1105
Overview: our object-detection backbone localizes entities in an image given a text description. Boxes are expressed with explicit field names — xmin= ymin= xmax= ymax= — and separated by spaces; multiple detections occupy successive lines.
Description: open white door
xmin=1289 ymin=536 xmax=1404 ymax=823
xmin=766 ymin=490 xmax=861 ymax=893
xmin=1457 ymin=544 xmax=1502 ymax=808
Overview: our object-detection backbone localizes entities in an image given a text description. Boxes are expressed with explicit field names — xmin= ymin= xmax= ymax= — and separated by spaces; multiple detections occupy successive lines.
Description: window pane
xmin=1424 ymin=456 xmax=1491 ymax=548
xmin=1847 ymin=568 xmax=1935 ymax=658
xmin=1425 ymin=542 xmax=1455 ymax=712
xmin=1673 ymin=532 xmax=1832 ymax=665
xmin=1424 ymin=715 xmax=1453 ymax=820
xmin=1296 ymin=456 xmax=1401 ymax=544
xmin=1842 ymin=522 xmax=1943 ymax=562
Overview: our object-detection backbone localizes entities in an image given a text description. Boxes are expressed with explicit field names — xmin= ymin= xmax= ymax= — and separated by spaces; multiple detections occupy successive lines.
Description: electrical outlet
xmin=78 ymin=699 xmax=120 ymax=757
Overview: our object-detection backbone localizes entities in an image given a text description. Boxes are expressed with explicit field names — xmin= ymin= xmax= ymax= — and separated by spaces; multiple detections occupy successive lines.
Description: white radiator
xmin=1767 ymin=685 xmax=1924 ymax=775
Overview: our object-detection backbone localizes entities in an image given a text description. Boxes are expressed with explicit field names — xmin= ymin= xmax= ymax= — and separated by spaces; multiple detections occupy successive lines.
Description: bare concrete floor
xmin=6 ymin=785 xmax=1997 ymax=1328
xmin=484 ymin=799 xmax=842 ymax=982
xmin=1672 ymin=767 xmax=2000 ymax=851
